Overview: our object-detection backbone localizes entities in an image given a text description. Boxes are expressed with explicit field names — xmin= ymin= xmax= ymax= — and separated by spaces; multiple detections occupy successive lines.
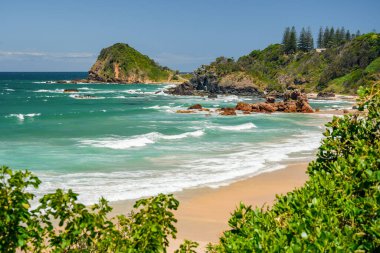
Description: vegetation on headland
xmin=1 ymin=83 xmax=379 ymax=252
xmin=88 ymin=43 xmax=175 ymax=83
xmin=186 ymin=31 xmax=380 ymax=95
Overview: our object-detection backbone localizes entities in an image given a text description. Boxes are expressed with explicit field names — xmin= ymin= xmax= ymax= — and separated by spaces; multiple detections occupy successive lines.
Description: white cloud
xmin=0 ymin=51 xmax=95 ymax=58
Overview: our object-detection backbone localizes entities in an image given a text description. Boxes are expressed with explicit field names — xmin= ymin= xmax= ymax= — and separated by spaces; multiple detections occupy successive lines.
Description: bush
xmin=208 ymin=83 xmax=380 ymax=252
xmin=0 ymin=168 xmax=180 ymax=252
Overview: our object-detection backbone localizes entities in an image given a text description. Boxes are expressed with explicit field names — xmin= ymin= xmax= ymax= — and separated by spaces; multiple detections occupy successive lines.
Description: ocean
xmin=0 ymin=72 xmax=353 ymax=205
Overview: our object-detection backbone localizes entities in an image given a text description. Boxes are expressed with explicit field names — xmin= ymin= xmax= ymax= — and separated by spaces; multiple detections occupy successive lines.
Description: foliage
xmin=192 ymin=32 xmax=380 ymax=94
xmin=0 ymin=168 xmax=180 ymax=253
xmin=93 ymin=43 xmax=172 ymax=82
xmin=175 ymin=240 xmax=199 ymax=253
xmin=208 ymin=83 xmax=380 ymax=252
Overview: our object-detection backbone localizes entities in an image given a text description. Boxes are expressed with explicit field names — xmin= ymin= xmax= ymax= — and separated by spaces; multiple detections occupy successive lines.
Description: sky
xmin=0 ymin=0 xmax=379 ymax=72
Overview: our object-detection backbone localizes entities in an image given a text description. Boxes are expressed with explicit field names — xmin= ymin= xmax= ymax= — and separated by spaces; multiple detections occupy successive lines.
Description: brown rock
xmin=235 ymin=102 xmax=252 ymax=112
xmin=188 ymin=104 xmax=203 ymax=110
xmin=258 ymin=103 xmax=276 ymax=113
xmin=176 ymin=110 xmax=195 ymax=114
xmin=219 ymin=108 xmax=237 ymax=116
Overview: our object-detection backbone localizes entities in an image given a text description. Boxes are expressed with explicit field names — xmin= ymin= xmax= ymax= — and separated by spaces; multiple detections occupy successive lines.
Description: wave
xmin=34 ymin=89 xmax=64 ymax=93
xmin=34 ymin=130 xmax=321 ymax=205
xmin=69 ymin=94 xmax=105 ymax=100
xmin=217 ymin=122 xmax=257 ymax=131
xmin=6 ymin=113 xmax=41 ymax=120
xmin=32 ymin=81 xmax=56 ymax=84
xmin=4 ymin=88 xmax=15 ymax=92
xmin=78 ymin=130 xmax=204 ymax=150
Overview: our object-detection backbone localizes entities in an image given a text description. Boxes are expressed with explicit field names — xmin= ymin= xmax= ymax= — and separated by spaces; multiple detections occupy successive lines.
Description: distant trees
xmin=282 ymin=26 xmax=362 ymax=54
xmin=298 ymin=27 xmax=314 ymax=52
xmin=317 ymin=26 xmax=360 ymax=48
xmin=283 ymin=26 xmax=297 ymax=54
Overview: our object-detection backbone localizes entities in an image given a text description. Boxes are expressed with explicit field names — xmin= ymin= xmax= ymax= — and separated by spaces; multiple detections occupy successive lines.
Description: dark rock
xmin=188 ymin=104 xmax=203 ymax=110
xmin=317 ymin=92 xmax=335 ymax=98
xmin=208 ymin=94 xmax=218 ymax=98
xmin=63 ymin=89 xmax=79 ymax=93
xmin=266 ymin=96 xmax=276 ymax=103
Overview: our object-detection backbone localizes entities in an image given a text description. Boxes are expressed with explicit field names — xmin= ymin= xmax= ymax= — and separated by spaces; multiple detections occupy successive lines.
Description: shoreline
xmin=109 ymin=162 xmax=309 ymax=252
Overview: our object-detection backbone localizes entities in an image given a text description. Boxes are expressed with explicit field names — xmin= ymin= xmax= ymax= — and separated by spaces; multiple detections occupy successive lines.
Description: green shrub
xmin=208 ymin=83 xmax=380 ymax=252
xmin=0 ymin=168 xmax=179 ymax=252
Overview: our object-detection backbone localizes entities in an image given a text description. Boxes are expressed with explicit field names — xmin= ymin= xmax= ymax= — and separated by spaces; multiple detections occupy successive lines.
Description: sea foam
xmin=217 ymin=122 xmax=257 ymax=131
xmin=6 ymin=113 xmax=41 ymax=120
xmin=78 ymin=130 xmax=204 ymax=150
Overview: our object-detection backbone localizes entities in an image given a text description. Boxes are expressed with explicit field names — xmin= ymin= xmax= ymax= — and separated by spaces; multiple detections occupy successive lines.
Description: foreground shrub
xmin=209 ymin=83 xmax=380 ymax=252
xmin=0 ymin=167 xmax=179 ymax=253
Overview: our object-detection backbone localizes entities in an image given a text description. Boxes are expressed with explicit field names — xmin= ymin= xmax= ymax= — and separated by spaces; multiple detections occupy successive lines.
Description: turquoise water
xmin=0 ymin=73 xmax=353 ymax=204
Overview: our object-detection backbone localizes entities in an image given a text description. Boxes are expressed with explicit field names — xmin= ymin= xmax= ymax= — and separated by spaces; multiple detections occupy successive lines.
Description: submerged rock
xmin=188 ymin=104 xmax=203 ymax=110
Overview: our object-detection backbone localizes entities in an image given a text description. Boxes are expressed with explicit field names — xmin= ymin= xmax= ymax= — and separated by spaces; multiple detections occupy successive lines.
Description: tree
xmin=323 ymin=27 xmax=330 ymax=48
xmin=282 ymin=27 xmax=291 ymax=46
xmin=283 ymin=27 xmax=297 ymax=54
xmin=345 ymin=29 xmax=351 ymax=41
xmin=306 ymin=27 xmax=314 ymax=51
xmin=288 ymin=26 xmax=297 ymax=53
xmin=298 ymin=27 xmax=307 ymax=51
xmin=317 ymin=27 xmax=323 ymax=48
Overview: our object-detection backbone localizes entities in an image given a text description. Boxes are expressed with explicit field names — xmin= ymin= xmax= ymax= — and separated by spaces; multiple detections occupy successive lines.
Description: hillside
xmin=170 ymin=33 xmax=380 ymax=95
xmin=88 ymin=43 xmax=174 ymax=83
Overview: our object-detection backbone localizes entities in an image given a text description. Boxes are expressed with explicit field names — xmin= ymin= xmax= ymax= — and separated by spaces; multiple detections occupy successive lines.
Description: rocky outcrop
xmin=87 ymin=43 xmax=173 ymax=83
xmin=234 ymin=90 xmax=314 ymax=114
xmin=167 ymin=72 xmax=263 ymax=97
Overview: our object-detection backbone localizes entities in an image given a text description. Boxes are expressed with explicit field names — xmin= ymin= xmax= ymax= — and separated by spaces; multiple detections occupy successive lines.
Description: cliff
xmin=88 ymin=43 xmax=173 ymax=83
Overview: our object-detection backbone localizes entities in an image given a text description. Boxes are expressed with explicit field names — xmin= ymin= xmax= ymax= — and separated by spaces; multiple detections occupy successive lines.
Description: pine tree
xmin=328 ymin=27 xmax=335 ymax=47
xmin=306 ymin=27 xmax=314 ymax=51
xmin=323 ymin=27 xmax=330 ymax=48
xmin=282 ymin=27 xmax=290 ymax=46
xmin=356 ymin=30 xmax=361 ymax=37
xmin=298 ymin=27 xmax=307 ymax=51
xmin=345 ymin=29 xmax=351 ymax=41
xmin=289 ymin=26 xmax=297 ymax=53
xmin=317 ymin=27 xmax=323 ymax=48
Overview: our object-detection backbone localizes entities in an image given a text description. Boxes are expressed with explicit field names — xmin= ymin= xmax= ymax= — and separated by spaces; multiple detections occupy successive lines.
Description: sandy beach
xmin=110 ymin=162 xmax=309 ymax=252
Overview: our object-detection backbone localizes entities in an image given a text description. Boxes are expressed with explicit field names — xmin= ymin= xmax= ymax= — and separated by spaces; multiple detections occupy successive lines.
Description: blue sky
xmin=1 ymin=0 xmax=379 ymax=72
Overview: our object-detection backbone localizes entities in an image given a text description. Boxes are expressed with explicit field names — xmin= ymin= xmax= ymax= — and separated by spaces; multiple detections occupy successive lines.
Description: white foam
xmin=78 ymin=130 xmax=204 ymax=150
xmin=217 ymin=122 xmax=257 ymax=131
xmin=4 ymin=88 xmax=15 ymax=92
xmin=6 ymin=113 xmax=41 ymax=120
xmin=34 ymin=130 xmax=322 ymax=205
xmin=34 ymin=89 xmax=64 ymax=93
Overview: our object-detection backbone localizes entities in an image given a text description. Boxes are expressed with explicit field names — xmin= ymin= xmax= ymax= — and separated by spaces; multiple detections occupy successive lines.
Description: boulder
xmin=219 ymin=108 xmax=237 ymax=116
xmin=266 ymin=96 xmax=276 ymax=103
xmin=176 ymin=110 xmax=195 ymax=114
xmin=188 ymin=104 xmax=203 ymax=110
xmin=235 ymin=102 xmax=252 ymax=112
xmin=64 ymin=89 xmax=79 ymax=93
xmin=258 ymin=103 xmax=276 ymax=113
xmin=317 ymin=92 xmax=335 ymax=98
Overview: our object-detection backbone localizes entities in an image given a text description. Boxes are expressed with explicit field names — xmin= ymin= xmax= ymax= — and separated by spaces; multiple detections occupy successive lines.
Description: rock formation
xmin=87 ymin=43 xmax=173 ymax=83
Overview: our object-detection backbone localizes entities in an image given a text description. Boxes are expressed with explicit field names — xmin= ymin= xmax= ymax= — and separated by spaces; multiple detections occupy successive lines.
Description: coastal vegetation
xmin=1 ymin=83 xmax=379 ymax=252
xmin=170 ymin=32 xmax=380 ymax=96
